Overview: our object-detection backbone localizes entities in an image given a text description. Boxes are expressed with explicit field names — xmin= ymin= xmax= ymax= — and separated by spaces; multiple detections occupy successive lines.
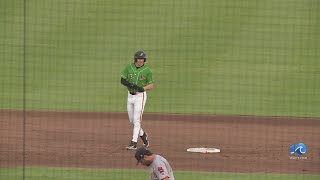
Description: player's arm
xmin=120 ymin=65 xmax=137 ymax=88
xmin=142 ymin=83 xmax=153 ymax=91
xmin=121 ymin=78 xmax=143 ymax=90
xmin=135 ymin=71 xmax=154 ymax=92
xmin=120 ymin=65 xmax=129 ymax=87
xmin=141 ymin=70 xmax=154 ymax=91
xmin=155 ymin=163 xmax=169 ymax=180
xmin=120 ymin=78 xmax=133 ymax=87
xmin=137 ymin=82 xmax=153 ymax=92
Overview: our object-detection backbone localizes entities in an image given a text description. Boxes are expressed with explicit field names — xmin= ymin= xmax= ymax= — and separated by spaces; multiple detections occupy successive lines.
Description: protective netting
xmin=1 ymin=0 xmax=319 ymax=179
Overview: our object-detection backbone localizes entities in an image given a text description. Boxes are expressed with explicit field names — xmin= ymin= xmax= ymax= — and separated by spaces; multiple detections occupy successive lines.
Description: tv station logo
xmin=289 ymin=143 xmax=308 ymax=160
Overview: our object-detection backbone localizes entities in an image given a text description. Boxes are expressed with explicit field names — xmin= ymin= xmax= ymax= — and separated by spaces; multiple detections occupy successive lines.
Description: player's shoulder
xmin=142 ymin=64 xmax=149 ymax=69
xmin=154 ymin=155 xmax=166 ymax=163
xmin=143 ymin=64 xmax=153 ymax=71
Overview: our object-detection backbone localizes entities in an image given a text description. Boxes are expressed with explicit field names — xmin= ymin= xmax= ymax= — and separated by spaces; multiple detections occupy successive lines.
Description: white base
xmin=187 ymin=147 xmax=221 ymax=153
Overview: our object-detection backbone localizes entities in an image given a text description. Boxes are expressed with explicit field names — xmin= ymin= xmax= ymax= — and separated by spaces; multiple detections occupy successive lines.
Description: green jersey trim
xmin=129 ymin=63 xmax=150 ymax=84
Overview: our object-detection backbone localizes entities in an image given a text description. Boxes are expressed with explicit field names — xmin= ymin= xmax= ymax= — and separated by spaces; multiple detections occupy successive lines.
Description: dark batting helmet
xmin=134 ymin=51 xmax=147 ymax=62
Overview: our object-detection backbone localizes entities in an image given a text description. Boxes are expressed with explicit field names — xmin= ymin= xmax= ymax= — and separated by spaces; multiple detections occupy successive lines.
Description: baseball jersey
xmin=121 ymin=63 xmax=154 ymax=92
xmin=149 ymin=155 xmax=174 ymax=180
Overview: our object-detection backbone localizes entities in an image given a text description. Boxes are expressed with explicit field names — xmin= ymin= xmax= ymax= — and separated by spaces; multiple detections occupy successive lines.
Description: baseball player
xmin=135 ymin=147 xmax=175 ymax=180
xmin=120 ymin=51 xmax=154 ymax=150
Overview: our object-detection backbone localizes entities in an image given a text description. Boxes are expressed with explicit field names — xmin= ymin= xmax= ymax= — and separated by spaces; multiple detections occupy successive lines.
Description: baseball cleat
xmin=143 ymin=140 xmax=149 ymax=148
xmin=126 ymin=141 xmax=137 ymax=150
xmin=140 ymin=132 xmax=149 ymax=147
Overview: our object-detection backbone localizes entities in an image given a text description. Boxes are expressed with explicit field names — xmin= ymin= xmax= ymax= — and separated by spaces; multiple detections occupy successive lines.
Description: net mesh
xmin=1 ymin=0 xmax=319 ymax=179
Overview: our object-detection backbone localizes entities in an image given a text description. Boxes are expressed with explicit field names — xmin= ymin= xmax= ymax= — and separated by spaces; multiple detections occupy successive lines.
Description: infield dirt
xmin=1 ymin=110 xmax=319 ymax=174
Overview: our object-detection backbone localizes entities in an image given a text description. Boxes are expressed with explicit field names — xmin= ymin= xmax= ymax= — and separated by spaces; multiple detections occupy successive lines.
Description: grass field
xmin=1 ymin=168 xmax=319 ymax=180
xmin=1 ymin=0 xmax=319 ymax=117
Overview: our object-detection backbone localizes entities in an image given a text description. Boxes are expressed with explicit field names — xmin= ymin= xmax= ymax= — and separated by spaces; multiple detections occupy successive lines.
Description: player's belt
xmin=129 ymin=92 xmax=138 ymax=95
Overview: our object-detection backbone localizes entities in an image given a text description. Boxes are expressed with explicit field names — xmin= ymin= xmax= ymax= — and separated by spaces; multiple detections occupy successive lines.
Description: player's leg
xmin=127 ymin=100 xmax=134 ymax=124
xmin=131 ymin=92 xmax=147 ymax=143
xmin=140 ymin=92 xmax=147 ymax=136
xmin=138 ymin=93 xmax=149 ymax=147
xmin=126 ymin=94 xmax=137 ymax=150
xmin=132 ymin=92 xmax=149 ymax=147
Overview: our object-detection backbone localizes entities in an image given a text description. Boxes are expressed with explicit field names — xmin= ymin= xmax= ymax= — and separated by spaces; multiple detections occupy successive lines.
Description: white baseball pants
xmin=127 ymin=91 xmax=147 ymax=143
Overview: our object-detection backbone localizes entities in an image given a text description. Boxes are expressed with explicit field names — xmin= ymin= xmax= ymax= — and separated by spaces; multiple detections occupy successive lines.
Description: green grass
xmin=1 ymin=0 xmax=319 ymax=117
xmin=1 ymin=167 xmax=319 ymax=180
